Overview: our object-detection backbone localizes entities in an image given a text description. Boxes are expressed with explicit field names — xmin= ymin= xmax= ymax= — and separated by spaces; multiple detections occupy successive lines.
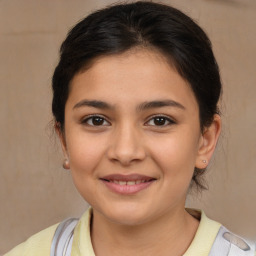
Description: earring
xmin=202 ymin=159 xmax=207 ymax=164
xmin=62 ymin=159 xmax=70 ymax=170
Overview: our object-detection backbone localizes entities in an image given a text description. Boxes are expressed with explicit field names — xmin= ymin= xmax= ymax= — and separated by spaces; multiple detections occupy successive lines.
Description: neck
xmin=91 ymin=207 xmax=199 ymax=256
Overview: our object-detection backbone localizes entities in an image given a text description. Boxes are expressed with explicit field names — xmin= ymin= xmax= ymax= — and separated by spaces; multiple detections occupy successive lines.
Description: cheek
xmin=148 ymin=130 xmax=200 ymax=177
xmin=65 ymin=133 xmax=108 ymax=203
xmin=148 ymin=132 xmax=199 ymax=203
xmin=66 ymin=132 xmax=106 ymax=177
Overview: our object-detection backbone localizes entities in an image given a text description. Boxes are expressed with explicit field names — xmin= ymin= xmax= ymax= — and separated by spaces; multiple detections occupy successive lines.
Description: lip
xmin=100 ymin=174 xmax=156 ymax=195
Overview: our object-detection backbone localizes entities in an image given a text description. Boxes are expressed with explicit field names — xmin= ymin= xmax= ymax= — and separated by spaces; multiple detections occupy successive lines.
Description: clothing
xmin=4 ymin=208 xmax=254 ymax=256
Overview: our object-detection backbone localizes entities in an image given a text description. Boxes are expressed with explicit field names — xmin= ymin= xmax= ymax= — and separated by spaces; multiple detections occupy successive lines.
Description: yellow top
xmin=4 ymin=208 xmax=225 ymax=256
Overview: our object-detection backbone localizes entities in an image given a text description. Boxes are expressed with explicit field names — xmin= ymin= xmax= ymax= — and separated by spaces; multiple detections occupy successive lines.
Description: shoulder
xmin=185 ymin=209 xmax=256 ymax=256
xmin=209 ymin=225 xmax=256 ymax=256
xmin=4 ymin=223 xmax=59 ymax=256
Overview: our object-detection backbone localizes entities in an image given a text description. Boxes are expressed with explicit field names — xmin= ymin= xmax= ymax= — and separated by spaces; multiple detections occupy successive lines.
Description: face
xmin=61 ymin=49 xmax=210 ymax=226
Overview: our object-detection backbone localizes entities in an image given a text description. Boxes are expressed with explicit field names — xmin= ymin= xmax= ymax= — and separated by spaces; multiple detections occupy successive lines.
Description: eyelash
xmin=81 ymin=114 xmax=175 ymax=127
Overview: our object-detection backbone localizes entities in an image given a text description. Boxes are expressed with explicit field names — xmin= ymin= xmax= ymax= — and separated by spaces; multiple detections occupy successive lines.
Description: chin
xmin=101 ymin=203 xmax=152 ymax=226
xmin=109 ymin=212 xmax=149 ymax=226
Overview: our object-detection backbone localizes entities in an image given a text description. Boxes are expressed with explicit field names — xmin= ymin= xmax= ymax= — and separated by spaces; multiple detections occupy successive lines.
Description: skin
xmin=58 ymin=49 xmax=221 ymax=256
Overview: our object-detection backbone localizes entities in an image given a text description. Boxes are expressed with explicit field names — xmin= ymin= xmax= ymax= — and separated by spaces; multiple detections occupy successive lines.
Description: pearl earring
xmin=62 ymin=159 xmax=70 ymax=169
xmin=202 ymin=159 xmax=207 ymax=164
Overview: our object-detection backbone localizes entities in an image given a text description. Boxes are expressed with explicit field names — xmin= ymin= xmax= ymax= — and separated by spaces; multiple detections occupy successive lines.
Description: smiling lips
xmin=100 ymin=174 xmax=156 ymax=195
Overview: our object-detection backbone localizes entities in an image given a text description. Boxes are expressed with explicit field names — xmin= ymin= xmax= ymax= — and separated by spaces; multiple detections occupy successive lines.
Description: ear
xmin=55 ymin=122 xmax=69 ymax=160
xmin=195 ymin=114 xmax=221 ymax=169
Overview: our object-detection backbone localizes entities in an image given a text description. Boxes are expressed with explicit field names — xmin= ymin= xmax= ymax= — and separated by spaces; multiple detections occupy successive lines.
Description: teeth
xmin=109 ymin=180 xmax=148 ymax=185
xmin=127 ymin=181 xmax=136 ymax=185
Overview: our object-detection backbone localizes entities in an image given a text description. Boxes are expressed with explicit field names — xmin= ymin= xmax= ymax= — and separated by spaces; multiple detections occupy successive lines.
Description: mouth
xmin=100 ymin=174 xmax=156 ymax=194
xmin=103 ymin=179 xmax=154 ymax=185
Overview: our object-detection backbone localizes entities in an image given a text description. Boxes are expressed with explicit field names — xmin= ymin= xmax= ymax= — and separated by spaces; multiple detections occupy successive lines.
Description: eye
xmin=82 ymin=115 xmax=110 ymax=126
xmin=145 ymin=115 xmax=175 ymax=126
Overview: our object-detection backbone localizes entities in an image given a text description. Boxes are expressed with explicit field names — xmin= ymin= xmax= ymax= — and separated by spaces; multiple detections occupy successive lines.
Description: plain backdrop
xmin=1 ymin=0 xmax=256 ymax=254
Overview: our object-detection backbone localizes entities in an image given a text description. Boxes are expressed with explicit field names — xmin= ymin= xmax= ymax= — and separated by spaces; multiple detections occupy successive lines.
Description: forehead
xmin=68 ymin=49 xmax=198 ymax=112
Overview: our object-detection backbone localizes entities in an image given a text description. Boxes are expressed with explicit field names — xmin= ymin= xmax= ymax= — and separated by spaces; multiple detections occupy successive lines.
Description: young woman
xmin=5 ymin=1 xmax=255 ymax=256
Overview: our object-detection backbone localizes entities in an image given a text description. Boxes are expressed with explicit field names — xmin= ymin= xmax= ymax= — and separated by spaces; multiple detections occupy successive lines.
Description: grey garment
xmin=209 ymin=226 xmax=255 ymax=256
xmin=50 ymin=219 xmax=255 ymax=256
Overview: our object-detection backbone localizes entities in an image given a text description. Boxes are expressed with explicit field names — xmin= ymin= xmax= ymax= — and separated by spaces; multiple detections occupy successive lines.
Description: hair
xmin=52 ymin=1 xmax=222 ymax=191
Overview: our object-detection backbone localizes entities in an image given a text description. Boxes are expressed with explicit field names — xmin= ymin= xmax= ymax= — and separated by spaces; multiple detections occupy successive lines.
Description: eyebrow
xmin=137 ymin=100 xmax=185 ymax=111
xmin=73 ymin=99 xmax=185 ymax=111
xmin=73 ymin=100 xmax=112 ymax=110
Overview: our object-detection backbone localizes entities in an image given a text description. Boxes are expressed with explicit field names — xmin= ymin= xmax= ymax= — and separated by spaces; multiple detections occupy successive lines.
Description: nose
xmin=107 ymin=124 xmax=147 ymax=166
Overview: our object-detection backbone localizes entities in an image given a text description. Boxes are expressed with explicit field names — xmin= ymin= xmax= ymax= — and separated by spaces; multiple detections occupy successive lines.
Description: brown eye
xmin=146 ymin=116 xmax=175 ymax=126
xmin=82 ymin=115 xmax=110 ymax=126
xmin=154 ymin=117 xmax=167 ymax=126
xmin=92 ymin=117 xmax=104 ymax=125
